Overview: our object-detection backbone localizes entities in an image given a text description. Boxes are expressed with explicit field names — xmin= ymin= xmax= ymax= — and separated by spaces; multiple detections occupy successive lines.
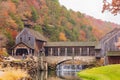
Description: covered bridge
xmin=12 ymin=27 xmax=120 ymax=64
xmin=44 ymin=42 xmax=100 ymax=57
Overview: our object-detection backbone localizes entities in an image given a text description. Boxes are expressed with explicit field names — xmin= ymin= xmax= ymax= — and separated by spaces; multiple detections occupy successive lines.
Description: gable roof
xmin=24 ymin=28 xmax=47 ymax=41
xmin=12 ymin=42 xmax=34 ymax=49
xmin=45 ymin=42 xmax=98 ymax=47
xmin=100 ymin=28 xmax=120 ymax=41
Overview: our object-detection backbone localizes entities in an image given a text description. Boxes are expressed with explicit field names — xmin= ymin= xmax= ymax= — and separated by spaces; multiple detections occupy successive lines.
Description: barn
xmin=12 ymin=28 xmax=47 ymax=56
xmin=100 ymin=28 xmax=120 ymax=64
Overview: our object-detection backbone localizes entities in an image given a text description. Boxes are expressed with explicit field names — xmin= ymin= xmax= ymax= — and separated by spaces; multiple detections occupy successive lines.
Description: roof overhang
xmin=12 ymin=42 xmax=34 ymax=49
xmin=45 ymin=42 xmax=98 ymax=47
xmin=107 ymin=51 xmax=120 ymax=56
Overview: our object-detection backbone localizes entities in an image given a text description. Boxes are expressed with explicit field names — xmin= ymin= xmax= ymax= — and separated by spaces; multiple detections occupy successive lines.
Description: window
xmin=20 ymin=37 xmax=22 ymax=41
xmin=74 ymin=47 xmax=80 ymax=56
xmin=67 ymin=47 xmax=72 ymax=56
xmin=28 ymin=37 xmax=31 ymax=40
xmin=60 ymin=48 xmax=65 ymax=56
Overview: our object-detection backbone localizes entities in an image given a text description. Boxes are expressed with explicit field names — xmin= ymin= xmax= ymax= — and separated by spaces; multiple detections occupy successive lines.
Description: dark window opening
xmin=20 ymin=37 xmax=22 ymax=41
xmin=28 ymin=37 xmax=31 ymax=40
xmin=16 ymin=48 xmax=28 ymax=55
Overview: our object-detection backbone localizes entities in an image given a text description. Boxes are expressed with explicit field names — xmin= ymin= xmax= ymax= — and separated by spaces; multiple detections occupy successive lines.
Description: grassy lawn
xmin=78 ymin=64 xmax=120 ymax=80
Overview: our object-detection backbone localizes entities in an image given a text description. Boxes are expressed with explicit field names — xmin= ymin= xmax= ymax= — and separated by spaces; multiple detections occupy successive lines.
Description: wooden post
xmin=72 ymin=48 xmax=75 ymax=69
xmin=87 ymin=48 xmax=89 ymax=56
xmin=14 ymin=49 xmax=16 ymax=56
xmin=58 ymin=48 xmax=60 ymax=56
xmin=31 ymin=49 xmax=32 ymax=54
xmin=80 ymin=48 xmax=82 ymax=56
xmin=65 ymin=48 xmax=67 ymax=56
xmin=72 ymin=48 xmax=75 ymax=56
xmin=12 ymin=49 xmax=14 ymax=56
xmin=72 ymin=48 xmax=75 ymax=59
xmin=50 ymin=48 xmax=53 ymax=56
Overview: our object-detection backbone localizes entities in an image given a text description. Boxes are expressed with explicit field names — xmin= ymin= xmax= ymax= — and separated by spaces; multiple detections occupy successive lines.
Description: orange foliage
xmin=3 ymin=11 xmax=9 ymax=17
xmin=92 ymin=27 xmax=104 ymax=40
xmin=11 ymin=30 xmax=18 ymax=39
xmin=6 ymin=18 xmax=17 ymax=29
xmin=59 ymin=32 xmax=67 ymax=41
xmin=1 ymin=1 xmax=16 ymax=14
xmin=79 ymin=30 xmax=86 ymax=41
xmin=6 ymin=28 xmax=18 ymax=39
xmin=7 ymin=0 xmax=16 ymax=13
xmin=26 ymin=0 xmax=40 ymax=9
xmin=24 ymin=11 xmax=32 ymax=19
xmin=0 ymin=1 xmax=16 ymax=28
xmin=0 ymin=10 xmax=9 ymax=27
xmin=102 ymin=0 xmax=120 ymax=15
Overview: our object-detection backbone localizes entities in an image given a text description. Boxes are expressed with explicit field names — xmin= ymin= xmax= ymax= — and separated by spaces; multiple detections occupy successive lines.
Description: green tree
xmin=43 ymin=25 xmax=59 ymax=41
xmin=64 ymin=28 xmax=79 ymax=41
xmin=10 ymin=13 xmax=24 ymax=31
xmin=34 ymin=25 xmax=43 ymax=33
xmin=11 ymin=0 xmax=19 ymax=4
xmin=4 ymin=32 xmax=15 ymax=53
xmin=31 ymin=7 xmax=39 ymax=22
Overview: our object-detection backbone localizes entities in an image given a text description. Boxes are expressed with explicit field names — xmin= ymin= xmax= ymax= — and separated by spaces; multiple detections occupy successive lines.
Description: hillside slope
xmin=0 ymin=0 xmax=119 ymax=49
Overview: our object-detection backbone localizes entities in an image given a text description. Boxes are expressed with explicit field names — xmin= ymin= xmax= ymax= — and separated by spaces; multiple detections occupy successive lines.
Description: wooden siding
xmin=108 ymin=56 xmax=120 ymax=64
xmin=16 ymin=28 xmax=35 ymax=48
xmin=34 ymin=40 xmax=45 ymax=56
xmin=100 ymin=28 xmax=120 ymax=57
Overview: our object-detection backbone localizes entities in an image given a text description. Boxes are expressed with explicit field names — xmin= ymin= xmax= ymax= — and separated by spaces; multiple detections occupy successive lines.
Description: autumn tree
xmin=102 ymin=0 xmax=120 ymax=15
xmin=59 ymin=32 xmax=67 ymax=41
xmin=0 ymin=34 xmax=7 ymax=49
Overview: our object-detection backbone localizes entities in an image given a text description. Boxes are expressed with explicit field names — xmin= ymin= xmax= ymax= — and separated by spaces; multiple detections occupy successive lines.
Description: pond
xmin=32 ymin=70 xmax=82 ymax=80
xmin=32 ymin=64 xmax=85 ymax=80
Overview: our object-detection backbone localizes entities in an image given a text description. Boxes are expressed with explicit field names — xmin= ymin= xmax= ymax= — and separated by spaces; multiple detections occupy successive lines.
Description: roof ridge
xmin=24 ymin=28 xmax=47 ymax=41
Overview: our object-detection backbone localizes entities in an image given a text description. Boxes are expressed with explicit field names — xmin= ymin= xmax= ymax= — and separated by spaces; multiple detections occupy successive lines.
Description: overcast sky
xmin=59 ymin=0 xmax=120 ymax=25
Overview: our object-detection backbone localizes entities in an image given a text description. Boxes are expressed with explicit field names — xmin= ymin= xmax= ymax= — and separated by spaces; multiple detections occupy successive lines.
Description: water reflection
xmin=33 ymin=70 xmax=81 ymax=80
xmin=57 ymin=71 xmax=81 ymax=80
xmin=33 ymin=65 xmax=83 ymax=80
xmin=56 ymin=64 xmax=83 ymax=80
xmin=56 ymin=64 xmax=83 ymax=71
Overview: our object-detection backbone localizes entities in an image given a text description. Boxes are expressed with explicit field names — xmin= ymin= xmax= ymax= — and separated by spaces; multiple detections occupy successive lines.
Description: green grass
xmin=78 ymin=64 xmax=120 ymax=80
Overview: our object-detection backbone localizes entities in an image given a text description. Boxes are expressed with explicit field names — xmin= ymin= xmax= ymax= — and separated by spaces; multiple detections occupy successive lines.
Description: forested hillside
xmin=0 ymin=0 xmax=119 ymax=49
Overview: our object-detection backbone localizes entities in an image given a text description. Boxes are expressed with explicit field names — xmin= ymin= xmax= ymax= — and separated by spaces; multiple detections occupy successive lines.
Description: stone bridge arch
xmin=56 ymin=59 xmax=87 ymax=67
xmin=45 ymin=56 xmax=95 ymax=69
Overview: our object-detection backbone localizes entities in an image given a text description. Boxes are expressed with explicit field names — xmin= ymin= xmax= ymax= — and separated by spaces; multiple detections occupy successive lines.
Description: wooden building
xmin=100 ymin=28 xmax=120 ymax=64
xmin=12 ymin=27 xmax=120 ymax=64
xmin=12 ymin=28 xmax=46 ymax=56
xmin=45 ymin=42 xmax=100 ymax=56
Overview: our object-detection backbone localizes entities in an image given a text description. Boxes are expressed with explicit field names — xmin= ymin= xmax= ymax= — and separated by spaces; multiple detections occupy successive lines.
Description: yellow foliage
xmin=0 ymin=48 xmax=8 ymax=57
xmin=59 ymin=32 xmax=67 ymax=41
xmin=24 ymin=11 xmax=32 ymax=18
xmin=6 ymin=18 xmax=17 ymax=29
xmin=0 ymin=68 xmax=28 ymax=80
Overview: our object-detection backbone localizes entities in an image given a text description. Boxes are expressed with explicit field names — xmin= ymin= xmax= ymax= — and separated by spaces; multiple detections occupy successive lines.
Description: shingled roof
xmin=45 ymin=42 xmax=99 ymax=47
xmin=24 ymin=28 xmax=47 ymax=41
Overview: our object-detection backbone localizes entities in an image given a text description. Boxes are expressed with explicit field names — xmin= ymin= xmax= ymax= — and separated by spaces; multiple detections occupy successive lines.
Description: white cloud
xmin=59 ymin=0 xmax=120 ymax=25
